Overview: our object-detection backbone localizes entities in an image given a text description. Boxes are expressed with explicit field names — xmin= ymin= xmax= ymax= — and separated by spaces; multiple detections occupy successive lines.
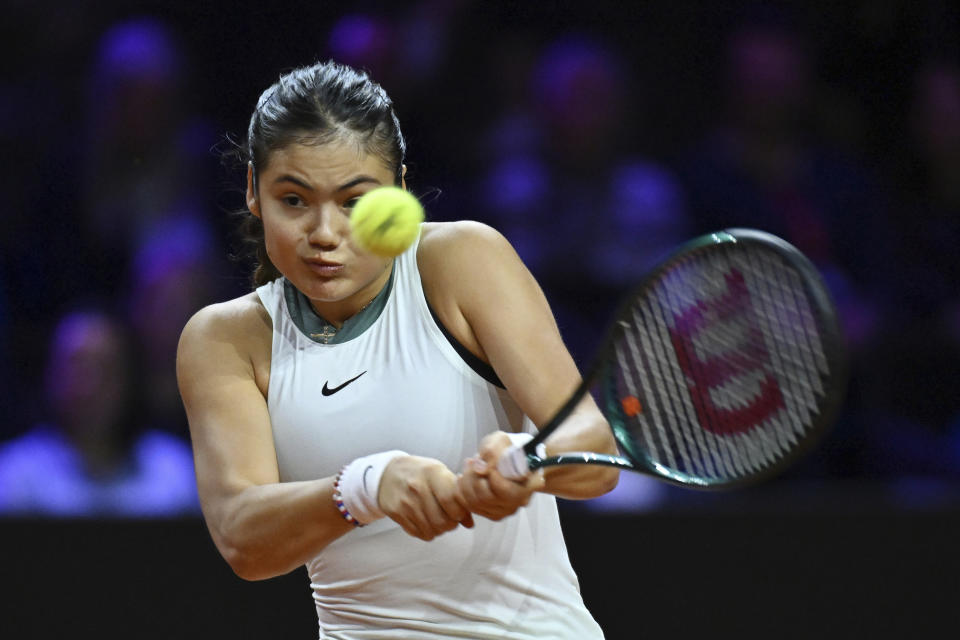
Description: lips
xmin=304 ymin=259 xmax=344 ymax=277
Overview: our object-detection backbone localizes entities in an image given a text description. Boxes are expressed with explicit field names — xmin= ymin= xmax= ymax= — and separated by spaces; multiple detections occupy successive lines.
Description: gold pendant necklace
xmin=310 ymin=325 xmax=338 ymax=344
xmin=309 ymin=296 xmax=377 ymax=344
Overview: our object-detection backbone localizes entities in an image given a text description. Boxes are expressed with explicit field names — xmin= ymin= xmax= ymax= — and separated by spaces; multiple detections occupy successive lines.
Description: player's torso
xmin=250 ymin=234 xmax=603 ymax=639
xmin=256 ymin=239 xmax=522 ymax=480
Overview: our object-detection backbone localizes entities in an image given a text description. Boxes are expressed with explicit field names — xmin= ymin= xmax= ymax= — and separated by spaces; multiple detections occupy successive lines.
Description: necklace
xmin=310 ymin=325 xmax=338 ymax=344
xmin=309 ymin=296 xmax=377 ymax=344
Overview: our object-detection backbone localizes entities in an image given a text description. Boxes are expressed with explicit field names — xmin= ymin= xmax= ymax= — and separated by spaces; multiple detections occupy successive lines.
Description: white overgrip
xmin=496 ymin=432 xmax=549 ymax=479
xmin=497 ymin=444 xmax=531 ymax=479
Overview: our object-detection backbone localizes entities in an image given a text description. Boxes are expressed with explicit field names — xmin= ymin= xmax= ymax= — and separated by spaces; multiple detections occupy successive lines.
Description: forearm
xmin=539 ymin=402 xmax=620 ymax=500
xmin=207 ymin=477 xmax=352 ymax=581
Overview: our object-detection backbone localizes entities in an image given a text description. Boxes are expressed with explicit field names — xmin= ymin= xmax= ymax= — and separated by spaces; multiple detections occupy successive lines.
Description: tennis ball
xmin=350 ymin=186 xmax=424 ymax=257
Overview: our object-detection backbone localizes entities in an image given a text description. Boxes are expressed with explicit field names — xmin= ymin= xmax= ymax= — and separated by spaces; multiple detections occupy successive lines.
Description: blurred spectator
xmin=3 ymin=16 xmax=227 ymax=438
xmin=854 ymin=58 xmax=960 ymax=478
xmin=127 ymin=216 xmax=224 ymax=438
xmin=0 ymin=309 xmax=199 ymax=517
xmin=893 ymin=59 xmax=960 ymax=322
xmin=1 ymin=6 xmax=98 ymax=432
xmin=79 ymin=17 xmax=233 ymax=440
xmin=673 ymin=15 xmax=909 ymax=482
xmin=0 ymin=2 xmax=956 ymax=509
xmin=469 ymin=33 xmax=694 ymax=512
xmin=474 ymin=34 xmax=693 ymax=370
xmin=79 ymin=16 xmax=221 ymax=296
xmin=677 ymin=16 xmax=892 ymax=352
xmin=324 ymin=2 xmax=476 ymax=212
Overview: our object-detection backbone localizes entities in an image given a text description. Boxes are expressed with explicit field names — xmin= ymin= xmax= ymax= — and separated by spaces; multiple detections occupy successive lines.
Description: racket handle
xmin=497 ymin=444 xmax=531 ymax=479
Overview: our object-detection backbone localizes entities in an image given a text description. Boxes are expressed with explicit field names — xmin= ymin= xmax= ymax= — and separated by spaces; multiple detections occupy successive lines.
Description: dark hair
xmin=240 ymin=60 xmax=407 ymax=286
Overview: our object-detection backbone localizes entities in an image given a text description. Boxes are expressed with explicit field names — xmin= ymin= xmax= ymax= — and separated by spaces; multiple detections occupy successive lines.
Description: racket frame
xmin=509 ymin=228 xmax=847 ymax=490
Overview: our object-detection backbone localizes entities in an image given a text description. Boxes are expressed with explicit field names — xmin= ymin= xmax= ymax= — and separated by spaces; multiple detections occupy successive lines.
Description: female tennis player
xmin=176 ymin=60 xmax=619 ymax=638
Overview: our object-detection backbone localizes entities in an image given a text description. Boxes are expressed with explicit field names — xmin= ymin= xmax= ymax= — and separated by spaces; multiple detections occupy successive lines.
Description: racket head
xmin=592 ymin=228 xmax=847 ymax=490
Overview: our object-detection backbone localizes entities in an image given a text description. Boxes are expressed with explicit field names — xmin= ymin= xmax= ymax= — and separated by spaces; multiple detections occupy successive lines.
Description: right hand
xmin=378 ymin=455 xmax=475 ymax=541
xmin=458 ymin=431 xmax=545 ymax=522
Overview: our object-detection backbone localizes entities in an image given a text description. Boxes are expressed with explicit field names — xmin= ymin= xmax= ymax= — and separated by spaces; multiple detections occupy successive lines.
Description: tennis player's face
xmin=248 ymin=139 xmax=396 ymax=315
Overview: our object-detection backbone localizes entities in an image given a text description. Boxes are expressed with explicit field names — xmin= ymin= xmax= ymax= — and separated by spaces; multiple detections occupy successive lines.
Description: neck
xmin=309 ymin=261 xmax=393 ymax=327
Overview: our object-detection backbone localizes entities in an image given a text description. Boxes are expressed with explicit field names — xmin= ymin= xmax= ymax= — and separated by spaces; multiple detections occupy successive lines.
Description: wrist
xmin=333 ymin=450 xmax=408 ymax=526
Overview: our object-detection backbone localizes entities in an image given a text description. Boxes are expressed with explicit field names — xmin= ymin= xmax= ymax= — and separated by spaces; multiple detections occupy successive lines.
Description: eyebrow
xmin=272 ymin=174 xmax=383 ymax=192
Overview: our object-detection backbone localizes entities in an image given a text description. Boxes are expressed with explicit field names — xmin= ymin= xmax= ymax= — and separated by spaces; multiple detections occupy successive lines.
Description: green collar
xmin=283 ymin=264 xmax=395 ymax=344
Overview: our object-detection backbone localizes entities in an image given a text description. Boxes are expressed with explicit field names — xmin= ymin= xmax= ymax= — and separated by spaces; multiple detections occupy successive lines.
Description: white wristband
xmin=337 ymin=450 xmax=408 ymax=525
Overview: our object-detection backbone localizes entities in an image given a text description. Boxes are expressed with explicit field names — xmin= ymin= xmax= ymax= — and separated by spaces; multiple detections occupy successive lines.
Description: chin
xmin=298 ymin=279 xmax=351 ymax=303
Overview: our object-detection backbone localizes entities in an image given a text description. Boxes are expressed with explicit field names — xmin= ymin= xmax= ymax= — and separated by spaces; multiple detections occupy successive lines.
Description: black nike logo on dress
xmin=321 ymin=371 xmax=367 ymax=396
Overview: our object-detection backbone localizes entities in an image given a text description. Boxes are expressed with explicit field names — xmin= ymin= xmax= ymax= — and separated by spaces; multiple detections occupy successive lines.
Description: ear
xmin=246 ymin=162 xmax=261 ymax=218
xmin=400 ymin=164 xmax=408 ymax=191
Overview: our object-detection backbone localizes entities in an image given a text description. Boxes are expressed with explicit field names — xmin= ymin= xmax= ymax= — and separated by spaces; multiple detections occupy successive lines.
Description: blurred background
xmin=2 ymin=0 xmax=959 ymax=637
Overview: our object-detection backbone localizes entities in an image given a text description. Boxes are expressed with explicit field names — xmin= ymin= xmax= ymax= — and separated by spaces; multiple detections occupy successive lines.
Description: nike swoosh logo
xmin=321 ymin=371 xmax=367 ymax=396
xmin=362 ymin=465 xmax=374 ymax=493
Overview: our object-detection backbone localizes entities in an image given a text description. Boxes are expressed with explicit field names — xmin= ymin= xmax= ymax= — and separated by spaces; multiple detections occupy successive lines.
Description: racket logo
xmin=668 ymin=268 xmax=784 ymax=435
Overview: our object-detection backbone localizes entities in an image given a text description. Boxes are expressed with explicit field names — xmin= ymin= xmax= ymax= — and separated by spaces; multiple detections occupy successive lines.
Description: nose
xmin=306 ymin=202 xmax=346 ymax=249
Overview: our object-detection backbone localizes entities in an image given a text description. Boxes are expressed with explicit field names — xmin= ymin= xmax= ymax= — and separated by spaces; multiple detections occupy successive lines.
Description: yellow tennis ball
xmin=350 ymin=186 xmax=425 ymax=257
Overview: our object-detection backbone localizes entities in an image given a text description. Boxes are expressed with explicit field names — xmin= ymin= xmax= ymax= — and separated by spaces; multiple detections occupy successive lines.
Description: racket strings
xmin=610 ymin=243 xmax=833 ymax=483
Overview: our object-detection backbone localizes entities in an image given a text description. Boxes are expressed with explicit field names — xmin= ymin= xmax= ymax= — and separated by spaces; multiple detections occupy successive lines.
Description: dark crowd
xmin=1 ymin=1 xmax=959 ymax=516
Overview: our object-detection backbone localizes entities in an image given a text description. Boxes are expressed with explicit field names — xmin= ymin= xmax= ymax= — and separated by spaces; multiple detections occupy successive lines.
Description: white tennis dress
xmin=256 ymin=231 xmax=605 ymax=639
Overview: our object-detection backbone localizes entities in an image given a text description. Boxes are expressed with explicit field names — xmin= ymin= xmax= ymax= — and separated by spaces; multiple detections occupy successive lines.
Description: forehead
xmin=262 ymin=138 xmax=393 ymax=184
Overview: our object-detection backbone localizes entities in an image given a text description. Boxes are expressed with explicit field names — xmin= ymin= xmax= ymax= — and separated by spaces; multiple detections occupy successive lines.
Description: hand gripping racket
xmin=498 ymin=229 xmax=847 ymax=489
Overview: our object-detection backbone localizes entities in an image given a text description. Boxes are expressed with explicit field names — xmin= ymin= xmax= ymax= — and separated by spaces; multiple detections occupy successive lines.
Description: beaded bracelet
xmin=332 ymin=467 xmax=362 ymax=527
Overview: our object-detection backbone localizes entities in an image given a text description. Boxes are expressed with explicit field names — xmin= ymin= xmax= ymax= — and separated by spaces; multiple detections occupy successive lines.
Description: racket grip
xmin=497 ymin=444 xmax=531 ymax=479
xmin=497 ymin=438 xmax=547 ymax=479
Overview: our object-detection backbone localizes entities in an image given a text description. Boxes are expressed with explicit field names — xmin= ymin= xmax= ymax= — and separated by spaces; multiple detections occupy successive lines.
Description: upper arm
xmin=420 ymin=222 xmax=618 ymax=497
xmin=176 ymin=300 xmax=279 ymax=529
xmin=420 ymin=222 xmax=590 ymax=428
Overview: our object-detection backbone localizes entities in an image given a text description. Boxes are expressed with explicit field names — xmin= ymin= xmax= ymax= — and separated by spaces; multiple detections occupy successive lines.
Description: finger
xmin=466 ymin=456 xmax=489 ymax=477
xmin=470 ymin=473 xmax=498 ymax=505
xmin=421 ymin=493 xmax=459 ymax=534
xmin=459 ymin=465 xmax=514 ymax=520
xmin=393 ymin=512 xmax=432 ymax=541
xmin=457 ymin=470 xmax=488 ymax=515
xmin=477 ymin=435 xmax=511 ymax=465
xmin=436 ymin=488 xmax=470 ymax=524
xmin=486 ymin=471 xmax=534 ymax=503
xmin=394 ymin=501 xmax=442 ymax=540
xmin=469 ymin=481 xmax=505 ymax=520
xmin=458 ymin=463 xmax=494 ymax=507
xmin=525 ymin=469 xmax=546 ymax=492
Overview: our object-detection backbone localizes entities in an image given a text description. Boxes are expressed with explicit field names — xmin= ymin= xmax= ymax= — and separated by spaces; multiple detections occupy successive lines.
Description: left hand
xmin=458 ymin=431 xmax=545 ymax=521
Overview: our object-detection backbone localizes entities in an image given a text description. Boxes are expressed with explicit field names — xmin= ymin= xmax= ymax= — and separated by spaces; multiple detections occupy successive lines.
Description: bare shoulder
xmin=418 ymin=221 xmax=520 ymax=289
xmin=180 ymin=291 xmax=271 ymax=347
xmin=177 ymin=291 xmax=273 ymax=390
xmin=417 ymin=221 xmax=538 ymax=363
xmin=419 ymin=220 xmax=512 ymax=260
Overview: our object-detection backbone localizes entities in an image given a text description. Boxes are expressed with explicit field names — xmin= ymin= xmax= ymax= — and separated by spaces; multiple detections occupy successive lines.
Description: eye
xmin=281 ymin=194 xmax=305 ymax=207
xmin=342 ymin=196 xmax=361 ymax=210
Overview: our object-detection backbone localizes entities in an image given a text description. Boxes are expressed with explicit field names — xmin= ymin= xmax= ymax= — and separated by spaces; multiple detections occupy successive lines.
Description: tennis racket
xmin=498 ymin=228 xmax=847 ymax=489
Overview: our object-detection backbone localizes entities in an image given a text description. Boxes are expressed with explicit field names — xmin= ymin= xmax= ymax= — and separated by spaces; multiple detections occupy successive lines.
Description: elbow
xmin=586 ymin=431 xmax=622 ymax=497
xmin=547 ymin=464 xmax=620 ymax=500
xmin=214 ymin=528 xmax=276 ymax=582
xmin=223 ymin=546 xmax=265 ymax=582
xmin=578 ymin=465 xmax=620 ymax=499
xmin=597 ymin=466 xmax=620 ymax=496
